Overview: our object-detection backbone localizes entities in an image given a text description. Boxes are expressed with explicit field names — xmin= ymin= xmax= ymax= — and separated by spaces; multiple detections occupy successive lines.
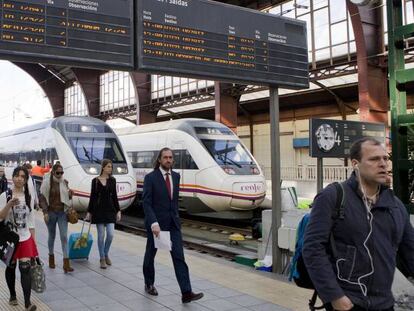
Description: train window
xmin=132 ymin=151 xmax=157 ymax=168
xmin=65 ymin=124 xmax=112 ymax=133
xmin=172 ymin=150 xmax=182 ymax=169
xmin=201 ymin=139 xmax=254 ymax=166
xmin=127 ymin=152 xmax=136 ymax=165
xmin=195 ymin=127 xmax=233 ymax=135
xmin=183 ymin=150 xmax=198 ymax=170
xmin=69 ymin=137 xmax=126 ymax=164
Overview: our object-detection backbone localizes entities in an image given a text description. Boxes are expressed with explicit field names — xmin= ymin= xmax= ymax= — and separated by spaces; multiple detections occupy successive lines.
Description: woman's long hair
xmin=154 ymin=147 xmax=173 ymax=169
xmin=0 ymin=165 xmax=6 ymax=181
xmin=50 ymin=163 xmax=63 ymax=192
xmin=99 ymin=159 xmax=113 ymax=177
xmin=12 ymin=166 xmax=31 ymax=210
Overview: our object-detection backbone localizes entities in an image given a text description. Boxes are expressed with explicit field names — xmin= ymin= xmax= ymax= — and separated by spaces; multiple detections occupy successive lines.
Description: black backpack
xmin=289 ymin=182 xmax=346 ymax=310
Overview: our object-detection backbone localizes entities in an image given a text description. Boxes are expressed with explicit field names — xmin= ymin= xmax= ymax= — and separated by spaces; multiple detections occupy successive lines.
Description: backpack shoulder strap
xmin=330 ymin=182 xmax=346 ymax=259
xmin=332 ymin=182 xmax=345 ymax=220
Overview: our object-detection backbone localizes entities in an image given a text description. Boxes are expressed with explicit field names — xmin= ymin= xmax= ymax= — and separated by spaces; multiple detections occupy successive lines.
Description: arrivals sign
xmin=0 ymin=0 xmax=134 ymax=69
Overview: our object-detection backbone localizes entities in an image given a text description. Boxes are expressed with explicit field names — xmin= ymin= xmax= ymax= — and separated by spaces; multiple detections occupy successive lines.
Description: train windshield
xmin=69 ymin=137 xmax=126 ymax=164
xmin=201 ymin=139 xmax=255 ymax=166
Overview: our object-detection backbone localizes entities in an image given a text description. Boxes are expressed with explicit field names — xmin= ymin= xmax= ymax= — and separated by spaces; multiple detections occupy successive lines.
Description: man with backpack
xmin=302 ymin=137 xmax=414 ymax=311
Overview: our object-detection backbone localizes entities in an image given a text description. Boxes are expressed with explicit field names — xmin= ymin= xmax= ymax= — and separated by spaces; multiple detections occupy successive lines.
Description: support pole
xmin=269 ymin=87 xmax=283 ymax=274
xmin=317 ymin=157 xmax=323 ymax=193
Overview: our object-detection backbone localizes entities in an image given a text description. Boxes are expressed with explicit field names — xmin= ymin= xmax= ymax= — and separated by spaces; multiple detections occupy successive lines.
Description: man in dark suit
xmin=142 ymin=147 xmax=203 ymax=303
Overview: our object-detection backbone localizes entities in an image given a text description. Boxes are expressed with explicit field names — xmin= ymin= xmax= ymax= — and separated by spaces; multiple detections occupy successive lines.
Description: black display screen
xmin=137 ymin=0 xmax=309 ymax=88
xmin=0 ymin=0 xmax=133 ymax=69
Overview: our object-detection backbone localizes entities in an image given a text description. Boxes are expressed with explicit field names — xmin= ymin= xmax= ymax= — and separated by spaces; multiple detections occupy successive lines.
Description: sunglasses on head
xmin=55 ymin=171 xmax=64 ymax=176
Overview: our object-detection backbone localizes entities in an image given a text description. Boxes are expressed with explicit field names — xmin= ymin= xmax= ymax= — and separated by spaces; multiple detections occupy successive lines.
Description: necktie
xmin=165 ymin=173 xmax=172 ymax=200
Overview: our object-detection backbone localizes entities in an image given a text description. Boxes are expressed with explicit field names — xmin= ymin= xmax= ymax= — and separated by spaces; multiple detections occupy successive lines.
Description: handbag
xmin=66 ymin=205 xmax=78 ymax=224
xmin=31 ymin=257 xmax=46 ymax=293
xmin=0 ymin=221 xmax=19 ymax=267
xmin=38 ymin=194 xmax=48 ymax=212
xmin=0 ymin=195 xmax=20 ymax=267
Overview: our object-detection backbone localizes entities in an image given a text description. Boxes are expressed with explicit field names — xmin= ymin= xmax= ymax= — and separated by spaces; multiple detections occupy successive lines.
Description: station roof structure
xmin=11 ymin=0 xmax=414 ymax=125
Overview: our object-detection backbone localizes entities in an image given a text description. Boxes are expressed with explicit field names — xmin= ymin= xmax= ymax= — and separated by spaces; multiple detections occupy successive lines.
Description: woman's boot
xmin=63 ymin=258 xmax=74 ymax=273
xmin=48 ymin=255 xmax=55 ymax=269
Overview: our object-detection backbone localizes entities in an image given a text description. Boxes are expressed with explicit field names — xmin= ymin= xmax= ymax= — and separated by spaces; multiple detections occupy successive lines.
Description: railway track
xmin=116 ymin=216 xmax=256 ymax=260
xmin=181 ymin=218 xmax=253 ymax=238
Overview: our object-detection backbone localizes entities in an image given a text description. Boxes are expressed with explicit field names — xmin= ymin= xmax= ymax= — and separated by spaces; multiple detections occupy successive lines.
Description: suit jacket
xmin=142 ymin=169 xmax=181 ymax=230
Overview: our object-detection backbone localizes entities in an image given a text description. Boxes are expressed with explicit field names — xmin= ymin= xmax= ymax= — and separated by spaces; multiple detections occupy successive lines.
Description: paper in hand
xmin=153 ymin=231 xmax=172 ymax=251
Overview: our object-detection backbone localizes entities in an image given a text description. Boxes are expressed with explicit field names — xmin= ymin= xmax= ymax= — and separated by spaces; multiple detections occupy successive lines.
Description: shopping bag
xmin=31 ymin=257 xmax=46 ymax=293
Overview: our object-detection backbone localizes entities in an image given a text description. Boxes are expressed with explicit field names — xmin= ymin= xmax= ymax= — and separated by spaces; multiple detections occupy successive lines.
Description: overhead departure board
xmin=137 ymin=0 xmax=309 ymax=88
xmin=0 ymin=0 xmax=133 ymax=69
xmin=309 ymin=118 xmax=386 ymax=158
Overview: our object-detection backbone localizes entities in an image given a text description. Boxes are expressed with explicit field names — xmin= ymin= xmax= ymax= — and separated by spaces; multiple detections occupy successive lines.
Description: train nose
xmin=231 ymin=181 xmax=266 ymax=209
xmin=116 ymin=181 xmax=135 ymax=208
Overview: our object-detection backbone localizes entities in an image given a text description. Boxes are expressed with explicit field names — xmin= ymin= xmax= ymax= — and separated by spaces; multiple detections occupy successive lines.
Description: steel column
xmin=347 ymin=0 xmax=388 ymax=124
xmin=130 ymin=72 xmax=155 ymax=125
xmin=269 ymin=87 xmax=283 ymax=274
xmin=214 ymin=82 xmax=238 ymax=133
xmin=72 ymin=68 xmax=104 ymax=118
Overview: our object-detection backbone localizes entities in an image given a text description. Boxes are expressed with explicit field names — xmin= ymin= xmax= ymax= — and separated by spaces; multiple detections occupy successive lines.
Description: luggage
xmin=68 ymin=221 xmax=93 ymax=260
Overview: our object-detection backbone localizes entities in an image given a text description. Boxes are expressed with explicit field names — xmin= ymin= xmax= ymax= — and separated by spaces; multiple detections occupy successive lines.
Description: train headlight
xmin=86 ymin=166 xmax=98 ymax=174
xmin=251 ymin=167 xmax=260 ymax=175
xmin=81 ymin=125 xmax=94 ymax=132
xmin=116 ymin=166 xmax=128 ymax=174
xmin=223 ymin=167 xmax=236 ymax=175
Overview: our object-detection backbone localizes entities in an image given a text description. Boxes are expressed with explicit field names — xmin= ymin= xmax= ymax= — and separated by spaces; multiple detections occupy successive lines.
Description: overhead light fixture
xmin=349 ymin=0 xmax=379 ymax=5
xmin=294 ymin=3 xmax=309 ymax=9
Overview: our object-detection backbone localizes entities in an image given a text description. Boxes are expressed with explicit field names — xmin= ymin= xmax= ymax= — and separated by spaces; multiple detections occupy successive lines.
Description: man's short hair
xmin=349 ymin=137 xmax=383 ymax=161
xmin=22 ymin=163 xmax=32 ymax=170
xmin=37 ymin=160 xmax=41 ymax=166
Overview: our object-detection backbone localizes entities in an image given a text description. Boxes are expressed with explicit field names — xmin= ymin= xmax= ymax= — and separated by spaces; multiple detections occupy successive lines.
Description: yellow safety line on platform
xmin=0 ymin=266 xmax=51 ymax=311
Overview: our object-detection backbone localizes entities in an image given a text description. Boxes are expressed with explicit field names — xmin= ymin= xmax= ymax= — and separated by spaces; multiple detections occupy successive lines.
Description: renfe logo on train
xmin=240 ymin=183 xmax=263 ymax=192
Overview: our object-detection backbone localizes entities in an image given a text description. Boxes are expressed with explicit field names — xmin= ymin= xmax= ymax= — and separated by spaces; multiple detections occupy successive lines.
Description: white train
xmin=116 ymin=118 xmax=266 ymax=219
xmin=0 ymin=116 xmax=136 ymax=212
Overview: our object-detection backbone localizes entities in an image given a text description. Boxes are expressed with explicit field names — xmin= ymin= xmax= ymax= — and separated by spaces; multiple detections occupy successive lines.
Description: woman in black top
xmin=0 ymin=165 xmax=8 ymax=194
xmin=86 ymin=159 xmax=121 ymax=269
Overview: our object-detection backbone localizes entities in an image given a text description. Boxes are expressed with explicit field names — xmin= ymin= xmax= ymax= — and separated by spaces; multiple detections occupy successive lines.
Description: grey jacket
xmin=303 ymin=173 xmax=414 ymax=309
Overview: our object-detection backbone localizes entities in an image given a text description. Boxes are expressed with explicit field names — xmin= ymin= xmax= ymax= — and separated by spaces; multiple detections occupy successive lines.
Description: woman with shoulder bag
xmin=39 ymin=163 xmax=74 ymax=273
xmin=86 ymin=159 xmax=121 ymax=269
xmin=0 ymin=166 xmax=38 ymax=311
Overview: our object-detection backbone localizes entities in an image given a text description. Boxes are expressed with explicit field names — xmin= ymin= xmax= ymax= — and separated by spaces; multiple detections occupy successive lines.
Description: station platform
xmin=0 ymin=212 xmax=311 ymax=311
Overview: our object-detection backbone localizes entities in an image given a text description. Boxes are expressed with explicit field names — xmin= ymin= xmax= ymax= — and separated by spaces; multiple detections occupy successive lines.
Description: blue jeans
xmin=47 ymin=211 xmax=68 ymax=258
xmin=96 ymin=223 xmax=115 ymax=259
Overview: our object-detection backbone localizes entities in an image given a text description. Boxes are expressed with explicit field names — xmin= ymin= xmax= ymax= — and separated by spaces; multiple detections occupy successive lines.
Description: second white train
xmin=116 ymin=118 xmax=266 ymax=219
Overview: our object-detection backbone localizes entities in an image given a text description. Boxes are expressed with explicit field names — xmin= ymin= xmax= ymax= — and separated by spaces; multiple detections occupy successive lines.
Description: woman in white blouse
xmin=0 ymin=166 xmax=38 ymax=311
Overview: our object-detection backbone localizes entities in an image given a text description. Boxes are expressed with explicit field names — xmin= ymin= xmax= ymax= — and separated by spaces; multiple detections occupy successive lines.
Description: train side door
xmin=171 ymin=142 xmax=184 ymax=203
